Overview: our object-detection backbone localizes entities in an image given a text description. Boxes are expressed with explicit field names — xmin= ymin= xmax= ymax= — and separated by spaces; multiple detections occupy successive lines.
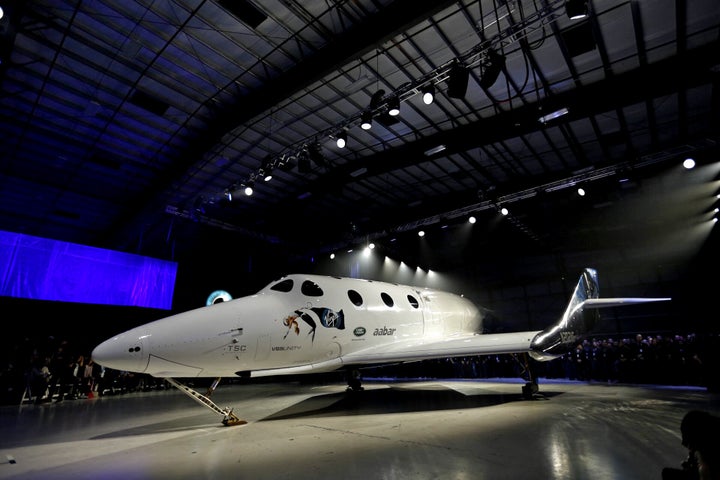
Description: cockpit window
xmin=270 ymin=279 xmax=294 ymax=292
xmin=381 ymin=292 xmax=394 ymax=307
xmin=347 ymin=289 xmax=363 ymax=307
xmin=301 ymin=280 xmax=324 ymax=297
xmin=407 ymin=295 xmax=419 ymax=308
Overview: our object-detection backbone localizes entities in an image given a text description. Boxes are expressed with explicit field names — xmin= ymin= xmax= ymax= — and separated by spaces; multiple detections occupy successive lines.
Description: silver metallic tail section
xmin=529 ymin=268 xmax=671 ymax=361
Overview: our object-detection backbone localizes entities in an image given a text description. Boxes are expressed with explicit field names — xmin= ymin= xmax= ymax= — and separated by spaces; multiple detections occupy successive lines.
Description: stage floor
xmin=1 ymin=378 xmax=718 ymax=479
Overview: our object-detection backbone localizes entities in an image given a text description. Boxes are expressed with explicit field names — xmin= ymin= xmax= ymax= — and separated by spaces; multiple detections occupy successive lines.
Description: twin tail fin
xmin=529 ymin=268 xmax=670 ymax=361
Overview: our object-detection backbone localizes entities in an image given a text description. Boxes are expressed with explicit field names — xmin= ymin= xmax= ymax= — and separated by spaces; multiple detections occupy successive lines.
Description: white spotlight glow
xmin=469 ymin=216 xmax=476 ymax=224
xmin=244 ymin=186 xmax=253 ymax=196
xmin=683 ymin=158 xmax=696 ymax=169
xmin=330 ymin=253 xmax=335 ymax=260
xmin=500 ymin=207 xmax=509 ymax=216
xmin=418 ymin=230 xmax=425 ymax=237
xmin=577 ymin=187 xmax=586 ymax=196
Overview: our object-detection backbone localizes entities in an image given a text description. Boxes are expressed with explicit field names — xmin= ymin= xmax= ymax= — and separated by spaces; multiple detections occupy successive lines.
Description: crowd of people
xmin=361 ymin=331 xmax=720 ymax=390
xmin=0 ymin=335 xmax=164 ymax=405
xmin=1 ymin=331 xmax=718 ymax=405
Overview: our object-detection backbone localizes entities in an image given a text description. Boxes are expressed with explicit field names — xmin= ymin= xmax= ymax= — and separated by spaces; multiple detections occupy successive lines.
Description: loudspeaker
xmin=561 ymin=20 xmax=596 ymax=57
xmin=447 ymin=63 xmax=469 ymax=99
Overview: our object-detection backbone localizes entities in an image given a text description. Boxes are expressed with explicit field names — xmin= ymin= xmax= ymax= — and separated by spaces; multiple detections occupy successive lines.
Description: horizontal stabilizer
xmin=582 ymin=297 xmax=671 ymax=309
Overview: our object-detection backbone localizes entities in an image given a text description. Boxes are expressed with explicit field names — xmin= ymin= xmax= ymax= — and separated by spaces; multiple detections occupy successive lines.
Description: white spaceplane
xmin=91 ymin=268 xmax=669 ymax=425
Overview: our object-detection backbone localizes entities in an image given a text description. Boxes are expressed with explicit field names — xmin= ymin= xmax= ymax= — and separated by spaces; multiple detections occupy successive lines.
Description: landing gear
xmin=522 ymin=381 xmax=539 ymax=399
xmin=164 ymin=377 xmax=247 ymax=426
xmin=346 ymin=369 xmax=364 ymax=392
xmin=511 ymin=353 xmax=540 ymax=399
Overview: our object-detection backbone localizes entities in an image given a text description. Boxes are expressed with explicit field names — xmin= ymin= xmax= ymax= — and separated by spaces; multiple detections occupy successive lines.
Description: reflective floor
xmin=1 ymin=378 xmax=718 ymax=480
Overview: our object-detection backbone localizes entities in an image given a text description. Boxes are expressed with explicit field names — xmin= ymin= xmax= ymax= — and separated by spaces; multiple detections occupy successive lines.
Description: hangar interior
xmin=1 ymin=2 xmax=720 ymax=478
xmin=1 ymin=0 xmax=718 ymax=346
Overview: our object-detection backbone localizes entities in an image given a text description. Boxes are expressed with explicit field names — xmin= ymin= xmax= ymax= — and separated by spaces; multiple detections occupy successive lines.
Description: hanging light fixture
xmin=336 ymin=130 xmax=347 ymax=148
xmin=421 ymin=84 xmax=435 ymax=105
xmin=565 ymin=0 xmax=588 ymax=19
xmin=260 ymin=155 xmax=273 ymax=182
xmin=361 ymin=111 xmax=373 ymax=130
xmin=387 ymin=95 xmax=400 ymax=116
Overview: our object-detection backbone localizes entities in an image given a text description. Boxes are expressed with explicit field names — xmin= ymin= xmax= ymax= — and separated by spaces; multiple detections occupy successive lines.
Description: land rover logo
xmin=353 ymin=327 xmax=366 ymax=337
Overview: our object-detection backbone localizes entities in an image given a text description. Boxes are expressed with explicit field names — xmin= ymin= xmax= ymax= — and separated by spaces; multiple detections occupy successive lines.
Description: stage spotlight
xmin=421 ymin=84 xmax=435 ymax=105
xmin=388 ymin=95 xmax=400 ymax=116
xmin=447 ymin=61 xmax=469 ymax=99
xmin=336 ymin=130 xmax=347 ymax=148
xmin=361 ymin=110 xmax=373 ymax=130
xmin=565 ymin=0 xmax=588 ymax=19
xmin=260 ymin=155 xmax=273 ymax=181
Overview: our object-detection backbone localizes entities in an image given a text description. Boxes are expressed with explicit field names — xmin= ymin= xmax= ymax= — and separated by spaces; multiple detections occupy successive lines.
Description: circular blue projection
xmin=206 ymin=290 xmax=233 ymax=305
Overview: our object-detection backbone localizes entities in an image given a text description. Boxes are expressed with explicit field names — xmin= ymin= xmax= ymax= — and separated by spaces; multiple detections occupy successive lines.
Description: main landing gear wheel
xmin=522 ymin=381 xmax=539 ymax=400
xmin=346 ymin=369 xmax=364 ymax=392
xmin=512 ymin=353 xmax=540 ymax=399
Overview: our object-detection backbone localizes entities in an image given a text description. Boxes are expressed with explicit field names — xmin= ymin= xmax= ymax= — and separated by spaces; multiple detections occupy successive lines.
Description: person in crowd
xmin=28 ymin=354 xmax=51 ymax=404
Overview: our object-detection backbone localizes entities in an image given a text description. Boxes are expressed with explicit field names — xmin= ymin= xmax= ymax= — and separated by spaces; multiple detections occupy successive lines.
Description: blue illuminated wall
xmin=0 ymin=231 xmax=177 ymax=309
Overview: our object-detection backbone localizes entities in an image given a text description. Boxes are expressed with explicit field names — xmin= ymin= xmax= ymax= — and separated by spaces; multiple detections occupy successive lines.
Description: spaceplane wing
xmin=91 ymin=268 xmax=670 ymax=425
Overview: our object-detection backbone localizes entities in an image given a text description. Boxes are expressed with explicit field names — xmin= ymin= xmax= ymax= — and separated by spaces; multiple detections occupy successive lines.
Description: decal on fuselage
xmin=373 ymin=326 xmax=396 ymax=336
xmin=560 ymin=331 xmax=578 ymax=344
xmin=281 ymin=307 xmax=345 ymax=343
xmin=223 ymin=344 xmax=247 ymax=353
xmin=271 ymin=345 xmax=302 ymax=352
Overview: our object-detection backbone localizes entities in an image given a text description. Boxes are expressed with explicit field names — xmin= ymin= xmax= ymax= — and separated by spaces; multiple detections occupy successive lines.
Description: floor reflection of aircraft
xmin=92 ymin=268 xmax=669 ymax=425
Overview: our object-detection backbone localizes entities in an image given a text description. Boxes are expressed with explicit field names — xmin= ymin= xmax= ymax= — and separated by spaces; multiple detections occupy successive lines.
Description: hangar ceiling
xmin=1 ymin=0 xmax=719 ymax=276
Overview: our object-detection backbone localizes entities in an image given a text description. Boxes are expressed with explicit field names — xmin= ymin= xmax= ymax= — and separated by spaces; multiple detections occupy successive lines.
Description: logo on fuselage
xmin=559 ymin=331 xmax=578 ymax=344
xmin=353 ymin=327 xmax=366 ymax=337
xmin=373 ymin=326 xmax=396 ymax=336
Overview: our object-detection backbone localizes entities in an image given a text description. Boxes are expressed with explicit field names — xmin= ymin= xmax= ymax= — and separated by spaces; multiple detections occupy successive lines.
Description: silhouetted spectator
xmin=28 ymin=355 xmax=51 ymax=404
xmin=663 ymin=410 xmax=720 ymax=480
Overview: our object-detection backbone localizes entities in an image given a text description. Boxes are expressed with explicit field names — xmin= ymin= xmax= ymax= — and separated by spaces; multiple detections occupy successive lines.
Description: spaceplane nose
xmin=91 ymin=329 xmax=149 ymax=374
